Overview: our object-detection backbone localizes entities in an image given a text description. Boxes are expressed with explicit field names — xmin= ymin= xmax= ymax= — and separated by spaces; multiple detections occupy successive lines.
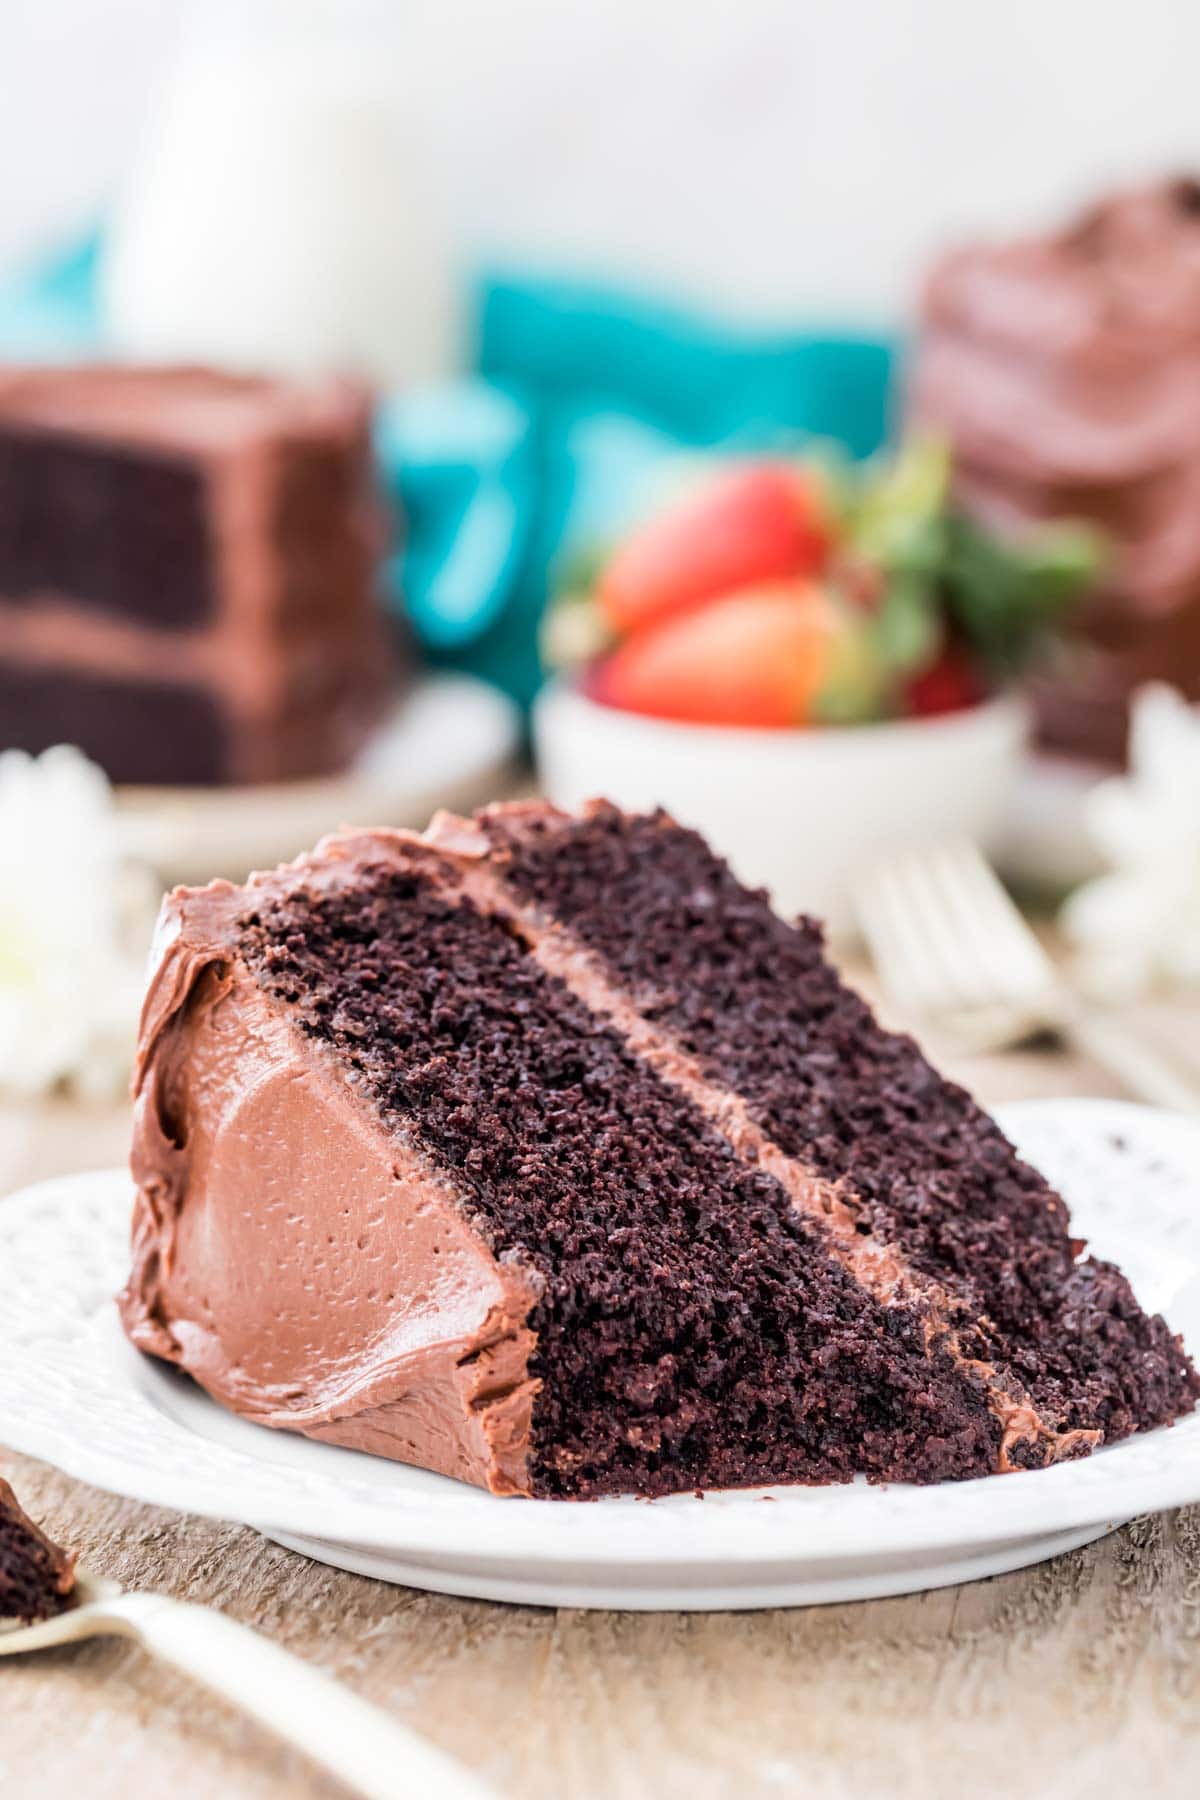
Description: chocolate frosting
xmin=120 ymin=840 xmax=541 ymax=1495
xmin=910 ymin=179 xmax=1200 ymax=757
xmin=0 ymin=365 xmax=370 ymax=454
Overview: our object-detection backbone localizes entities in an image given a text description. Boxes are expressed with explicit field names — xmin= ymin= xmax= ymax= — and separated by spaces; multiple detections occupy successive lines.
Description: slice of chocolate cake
xmin=910 ymin=179 xmax=1200 ymax=764
xmin=0 ymin=365 xmax=394 ymax=786
xmin=0 ymin=1478 xmax=76 ymax=1623
xmin=120 ymin=802 xmax=1199 ymax=1498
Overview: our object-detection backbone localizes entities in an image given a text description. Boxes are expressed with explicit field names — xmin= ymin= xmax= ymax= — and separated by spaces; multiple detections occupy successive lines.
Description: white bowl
xmin=533 ymin=679 xmax=1031 ymax=940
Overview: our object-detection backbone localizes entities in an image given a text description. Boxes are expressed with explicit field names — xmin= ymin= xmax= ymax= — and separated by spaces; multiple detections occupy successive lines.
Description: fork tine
xmin=857 ymin=857 xmax=959 ymax=1015
xmin=855 ymin=841 xmax=1200 ymax=1109
xmin=898 ymin=846 xmax=1011 ymax=1011
xmin=854 ymin=840 xmax=1055 ymax=1043
xmin=862 ymin=850 xmax=995 ymax=1013
xmin=873 ymin=874 xmax=970 ymax=1019
xmin=927 ymin=843 xmax=1054 ymax=1001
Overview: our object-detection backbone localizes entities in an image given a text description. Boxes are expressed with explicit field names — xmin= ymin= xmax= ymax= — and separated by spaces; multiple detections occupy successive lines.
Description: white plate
xmin=115 ymin=673 xmax=522 ymax=887
xmin=2 ymin=1099 xmax=1198 ymax=1610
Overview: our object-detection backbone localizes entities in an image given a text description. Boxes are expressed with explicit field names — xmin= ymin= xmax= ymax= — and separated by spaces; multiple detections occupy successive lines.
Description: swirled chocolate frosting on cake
xmin=0 ymin=365 xmax=393 ymax=785
xmin=120 ymin=803 xmax=1198 ymax=1497
xmin=911 ymin=178 xmax=1200 ymax=761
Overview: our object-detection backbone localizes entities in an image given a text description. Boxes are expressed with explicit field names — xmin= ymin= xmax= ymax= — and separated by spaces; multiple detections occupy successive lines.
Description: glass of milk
xmin=103 ymin=0 xmax=455 ymax=387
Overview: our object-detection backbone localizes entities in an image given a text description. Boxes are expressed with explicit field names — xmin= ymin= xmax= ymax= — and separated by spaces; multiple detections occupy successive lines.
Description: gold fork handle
xmin=95 ymin=1592 xmax=494 ymax=1800
xmin=1064 ymin=1011 xmax=1200 ymax=1120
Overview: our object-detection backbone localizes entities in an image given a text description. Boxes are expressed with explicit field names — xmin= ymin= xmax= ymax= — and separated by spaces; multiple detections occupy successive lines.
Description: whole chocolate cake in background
xmin=120 ymin=801 xmax=1198 ymax=1499
xmin=0 ymin=1477 xmax=76 ymax=1623
xmin=910 ymin=178 xmax=1200 ymax=764
xmin=0 ymin=365 xmax=395 ymax=786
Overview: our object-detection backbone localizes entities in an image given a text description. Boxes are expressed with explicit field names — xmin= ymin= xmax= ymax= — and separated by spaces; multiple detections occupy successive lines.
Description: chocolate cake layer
xmin=0 ymin=664 xmax=229 ymax=785
xmin=120 ymin=804 xmax=1199 ymax=1499
xmin=0 ymin=423 xmax=215 ymax=628
xmin=0 ymin=1478 xmax=76 ymax=1624
xmin=484 ymin=805 xmax=1199 ymax=1447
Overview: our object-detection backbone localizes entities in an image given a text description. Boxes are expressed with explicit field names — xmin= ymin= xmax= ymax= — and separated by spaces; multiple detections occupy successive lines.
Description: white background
xmin=1 ymin=0 xmax=1198 ymax=325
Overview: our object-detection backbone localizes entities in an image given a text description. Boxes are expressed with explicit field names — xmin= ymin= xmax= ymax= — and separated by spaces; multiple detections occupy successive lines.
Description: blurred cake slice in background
xmin=910 ymin=177 xmax=1200 ymax=764
xmin=0 ymin=365 xmax=396 ymax=786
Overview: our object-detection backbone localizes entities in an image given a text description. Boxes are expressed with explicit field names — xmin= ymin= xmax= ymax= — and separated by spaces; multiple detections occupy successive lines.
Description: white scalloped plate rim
xmin=2 ymin=1098 xmax=1199 ymax=1569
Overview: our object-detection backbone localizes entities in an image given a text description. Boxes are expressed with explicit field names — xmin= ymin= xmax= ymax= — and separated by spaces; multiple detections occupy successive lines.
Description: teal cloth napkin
xmin=0 ymin=238 xmax=896 ymax=706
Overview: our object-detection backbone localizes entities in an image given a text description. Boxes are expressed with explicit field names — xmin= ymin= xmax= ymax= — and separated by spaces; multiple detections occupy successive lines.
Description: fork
xmin=0 ymin=1569 xmax=494 ymax=1800
xmin=854 ymin=839 xmax=1200 ymax=1119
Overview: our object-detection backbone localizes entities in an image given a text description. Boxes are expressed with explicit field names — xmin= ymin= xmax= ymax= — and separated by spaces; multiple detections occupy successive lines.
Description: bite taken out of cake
xmin=119 ymin=802 xmax=1199 ymax=1500
xmin=0 ymin=1478 xmax=77 ymax=1624
xmin=0 ymin=364 xmax=396 ymax=787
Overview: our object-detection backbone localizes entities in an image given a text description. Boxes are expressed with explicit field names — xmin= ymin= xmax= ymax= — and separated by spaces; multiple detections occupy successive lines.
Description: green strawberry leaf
xmin=849 ymin=436 xmax=952 ymax=565
xmin=871 ymin=570 xmax=944 ymax=675
xmin=940 ymin=514 xmax=1103 ymax=678
xmin=815 ymin=613 xmax=890 ymax=724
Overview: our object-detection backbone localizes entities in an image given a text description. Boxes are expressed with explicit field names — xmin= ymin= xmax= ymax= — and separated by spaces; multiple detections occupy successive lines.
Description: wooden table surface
xmin=3 ymin=975 xmax=1200 ymax=1800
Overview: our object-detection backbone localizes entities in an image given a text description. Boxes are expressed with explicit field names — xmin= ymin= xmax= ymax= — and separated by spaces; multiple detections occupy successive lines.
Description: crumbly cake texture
xmin=482 ymin=807 xmax=1194 ymax=1452
xmin=0 ymin=1479 xmax=76 ymax=1624
xmin=0 ymin=365 xmax=394 ymax=785
xmin=122 ymin=803 xmax=1199 ymax=1500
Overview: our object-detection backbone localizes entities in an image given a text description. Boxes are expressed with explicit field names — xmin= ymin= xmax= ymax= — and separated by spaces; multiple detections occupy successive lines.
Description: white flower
xmin=0 ymin=745 xmax=156 ymax=1097
xmin=1062 ymin=685 xmax=1200 ymax=998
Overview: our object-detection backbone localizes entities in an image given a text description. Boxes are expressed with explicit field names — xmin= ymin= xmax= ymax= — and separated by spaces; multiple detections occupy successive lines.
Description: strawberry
xmin=591 ymin=582 xmax=841 ymax=728
xmin=597 ymin=464 xmax=832 ymax=637
xmin=904 ymin=647 xmax=986 ymax=718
